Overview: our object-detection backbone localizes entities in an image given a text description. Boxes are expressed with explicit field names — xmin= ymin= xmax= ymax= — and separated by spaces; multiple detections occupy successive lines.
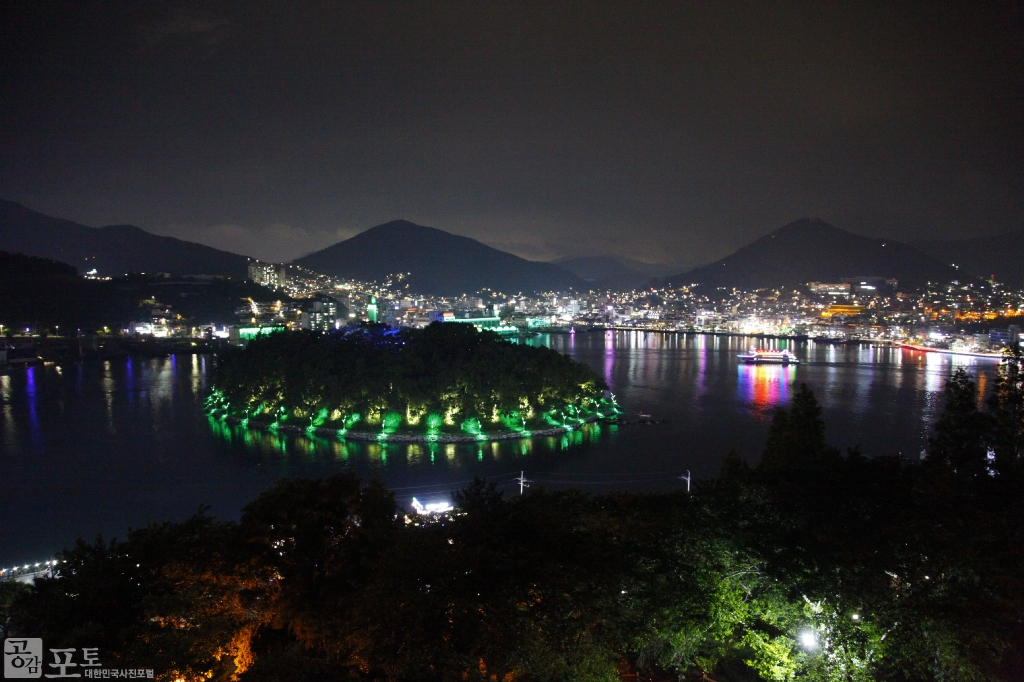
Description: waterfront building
xmin=821 ymin=304 xmax=866 ymax=319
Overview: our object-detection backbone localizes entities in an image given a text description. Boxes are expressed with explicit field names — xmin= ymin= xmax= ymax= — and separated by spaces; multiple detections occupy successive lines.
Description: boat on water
xmin=737 ymin=348 xmax=799 ymax=364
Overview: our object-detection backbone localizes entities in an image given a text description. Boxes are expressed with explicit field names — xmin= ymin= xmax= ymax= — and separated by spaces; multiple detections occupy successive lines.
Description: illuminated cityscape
xmin=67 ymin=259 xmax=1024 ymax=356
xmin=3 ymin=4 xmax=1024 ymax=680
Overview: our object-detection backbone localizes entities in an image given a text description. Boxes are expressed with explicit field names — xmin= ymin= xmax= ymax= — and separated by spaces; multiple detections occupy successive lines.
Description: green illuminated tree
xmin=212 ymin=323 xmax=605 ymax=434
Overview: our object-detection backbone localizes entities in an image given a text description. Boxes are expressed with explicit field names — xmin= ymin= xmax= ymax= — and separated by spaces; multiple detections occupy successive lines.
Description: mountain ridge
xmin=552 ymin=255 xmax=665 ymax=291
xmin=660 ymin=218 xmax=965 ymax=290
xmin=293 ymin=220 xmax=586 ymax=295
xmin=912 ymin=231 xmax=1024 ymax=287
xmin=0 ymin=201 xmax=252 ymax=278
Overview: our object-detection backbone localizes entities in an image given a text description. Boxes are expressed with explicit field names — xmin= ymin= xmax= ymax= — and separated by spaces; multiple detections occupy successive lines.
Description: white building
xmin=248 ymin=262 xmax=286 ymax=288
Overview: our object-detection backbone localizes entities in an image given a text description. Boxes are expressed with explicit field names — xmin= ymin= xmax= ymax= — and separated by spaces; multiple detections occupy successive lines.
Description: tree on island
xmin=209 ymin=322 xmax=612 ymax=437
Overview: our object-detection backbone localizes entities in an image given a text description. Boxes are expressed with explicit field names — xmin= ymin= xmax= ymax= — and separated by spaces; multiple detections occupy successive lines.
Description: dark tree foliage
xmin=7 ymin=372 xmax=1024 ymax=681
xmin=0 ymin=580 xmax=31 ymax=637
xmin=0 ymin=251 xmax=138 ymax=330
xmin=6 ymin=513 xmax=276 ymax=681
xmin=926 ymin=368 xmax=992 ymax=477
xmin=716 ymin=377 xmax=1024 ymax=682
xmin=760 ymin=383 xmax=839 ymax=471
xmin=211 ymin=323 xmax=607 ymax=432
xmin=988 ymin=343 xmax=1024 ymax=474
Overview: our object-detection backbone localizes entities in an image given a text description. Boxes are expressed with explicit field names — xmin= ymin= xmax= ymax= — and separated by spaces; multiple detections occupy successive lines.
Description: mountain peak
xmin=294 ymin=221 xmax=584 ymax=295
xmin=770 ymin=218 xmax=849 ymax=238
xmin=662 ymin=219 xmax=962 ymax=289
xmin=0 ymin=201 xmax=251 ymax=278
xmin=359 ymin=220 xmax=475 ymax=243
xmin=364 ymin=219 xmax=434 ymax=233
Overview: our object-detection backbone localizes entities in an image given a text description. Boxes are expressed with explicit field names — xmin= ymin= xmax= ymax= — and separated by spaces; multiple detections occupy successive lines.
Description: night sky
xmin=2 ymin=2 xmax=1022 ymax=267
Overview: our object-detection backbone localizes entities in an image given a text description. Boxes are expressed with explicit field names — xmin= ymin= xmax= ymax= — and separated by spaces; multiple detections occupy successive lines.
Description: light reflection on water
xmin=736 ymin=364 xmax=797 ymax=417
xmin=205 ymin=415 xmax=604 ymax=471
xmin=0 ymin=337 xmax=1006 ymax=566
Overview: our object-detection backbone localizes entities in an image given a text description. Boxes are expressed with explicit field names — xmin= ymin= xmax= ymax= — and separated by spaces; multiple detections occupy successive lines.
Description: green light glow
xmin=211 ymin=322 xmax=610 ymax=447
xmin=382 ymin=411 xmax=402 ymax=433
xmin=237 ymin=326 xmax=285 ymax=340
xmin=500 ymin=410 xmax=522 ymax=431
xmin=461 ymin=417 xmax=482 ymax=436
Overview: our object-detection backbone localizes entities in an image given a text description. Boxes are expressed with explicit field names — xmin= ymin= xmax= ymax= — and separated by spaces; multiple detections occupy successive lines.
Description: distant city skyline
xmin=2 ymin=2 xmax=1022 ymax=266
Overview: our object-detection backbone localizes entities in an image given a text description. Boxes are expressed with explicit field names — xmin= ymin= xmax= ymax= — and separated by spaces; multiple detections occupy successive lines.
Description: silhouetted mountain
xmin=553 ymin=256 xmax=657 ymax=291
xmin=660 ymin=218 xmax=963 ymax=290
xmin=0 ymin=250 xmax=139 ymax=330
xmin=912 ymin=231 xmax=1024 ymax=288
xmin=0 ymin=250 xmax=290 ymax=331
xmin=294 ymin=220 xmax=585 ymax=295
xmin=0 ymin=201 xmax=251 ymax=278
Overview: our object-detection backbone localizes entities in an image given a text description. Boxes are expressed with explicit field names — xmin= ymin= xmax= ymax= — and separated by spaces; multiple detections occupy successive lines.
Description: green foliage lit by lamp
xmin=209 ymin=323 xmax=608 ymax=438
xmin=382 ymin=411 xmax=402 ymax=434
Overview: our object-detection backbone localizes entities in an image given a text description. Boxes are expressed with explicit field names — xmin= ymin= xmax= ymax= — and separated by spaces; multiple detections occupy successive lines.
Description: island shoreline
xmin=222 ymin=414 xmax=609 ymax=443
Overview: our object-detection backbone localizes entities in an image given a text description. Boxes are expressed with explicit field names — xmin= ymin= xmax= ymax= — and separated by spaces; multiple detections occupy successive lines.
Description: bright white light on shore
xmin=852 ymin=614 xmax=860 ymax=621
xmin=411 ymin=497 xmax=453 ymax=515
xmin=800 ymin=631 xmax=817 ymax=649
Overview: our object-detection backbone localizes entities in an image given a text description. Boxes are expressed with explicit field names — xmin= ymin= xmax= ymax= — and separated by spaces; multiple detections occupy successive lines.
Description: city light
xmin=411 ymin=497 xmax=453 ymax=515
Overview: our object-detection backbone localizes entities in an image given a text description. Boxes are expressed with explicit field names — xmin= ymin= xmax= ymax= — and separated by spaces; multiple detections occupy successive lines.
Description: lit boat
xmin=737 ymin=348 xmax=799 ymax=364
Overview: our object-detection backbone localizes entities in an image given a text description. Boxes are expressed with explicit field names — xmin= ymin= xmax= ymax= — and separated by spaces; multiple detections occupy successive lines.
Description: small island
xmin=206 ymin=322 xmax=619 ymax=442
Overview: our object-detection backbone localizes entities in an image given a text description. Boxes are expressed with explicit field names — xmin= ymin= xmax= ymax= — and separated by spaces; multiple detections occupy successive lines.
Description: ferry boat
xmin=737 ymin=348 xmax=799 ymax=364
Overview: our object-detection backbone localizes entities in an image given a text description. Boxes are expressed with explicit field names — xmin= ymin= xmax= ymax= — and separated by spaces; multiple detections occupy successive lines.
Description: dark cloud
xmin=2 ymin=2 xmax=1022 ymax=266
xmin=146 ymin=7 xmax=227 ymax=43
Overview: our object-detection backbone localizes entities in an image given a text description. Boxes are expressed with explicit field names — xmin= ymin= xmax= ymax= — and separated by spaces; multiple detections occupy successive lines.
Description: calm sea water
xmin=0 ymin=332 xmax=1002 ymax=566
